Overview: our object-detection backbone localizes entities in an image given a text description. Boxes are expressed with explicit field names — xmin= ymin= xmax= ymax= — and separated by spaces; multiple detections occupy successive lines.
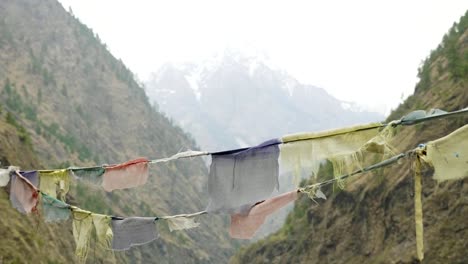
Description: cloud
xmin=58 ymin=0 xmax=467 ymax=114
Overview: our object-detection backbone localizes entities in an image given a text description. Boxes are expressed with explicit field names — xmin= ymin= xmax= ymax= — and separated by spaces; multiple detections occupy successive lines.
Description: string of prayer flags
xmin=111 ymin=217 xmax=157 ymax=251
xmin=207 ymin=139 xmax=280 ymax=213
xmin=0 ymin=107 xmax=466 ymax=261
xmin=423 ymin=124 xmax=468 ymax=182
xmin=41 ymin=192 xmax=70 ymax=222
xmin=230 ymin=190 xmax=298 ymax=239
xmin=10 ymin=171 xmax=39 ymax=214
xmin=70 ymin=166 xmax=105 ymax=185
xmin=39 ymin=169 xmax=70 ymax=200
xmin=102 ymin=158 xmax=149 ymax=192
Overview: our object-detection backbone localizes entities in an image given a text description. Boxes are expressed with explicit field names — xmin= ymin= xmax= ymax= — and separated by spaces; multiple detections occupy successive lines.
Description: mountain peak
xmin=145 ymin=54 xmax=383 ymax=151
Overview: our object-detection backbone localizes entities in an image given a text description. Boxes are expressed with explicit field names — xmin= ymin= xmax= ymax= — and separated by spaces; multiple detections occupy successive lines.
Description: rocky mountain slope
xmin=0 ymin=0 xmax=237 ymax=263
xmin=231 ymin=10 xmax=468 ymax=264
xmin=145 ymin=53 xmax=383 ymax=151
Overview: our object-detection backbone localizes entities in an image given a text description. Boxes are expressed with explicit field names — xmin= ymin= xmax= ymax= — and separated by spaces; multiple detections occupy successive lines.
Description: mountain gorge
xmin=144 ymin=50 xmax=386 ymax=242
xmin=0 ymin=0 xmax=236 ymax=263
xmin=145 ymin=54 xmax=383 ymax=151
xmin=1 ymin=0 xmax=466 ymax=263
xmin=231 ymin=11 xmax=468 ymax=264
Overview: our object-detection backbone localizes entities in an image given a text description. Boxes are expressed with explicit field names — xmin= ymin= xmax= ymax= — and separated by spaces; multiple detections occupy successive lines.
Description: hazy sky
xmin=58 ymin=0 xmax=466 ymax=114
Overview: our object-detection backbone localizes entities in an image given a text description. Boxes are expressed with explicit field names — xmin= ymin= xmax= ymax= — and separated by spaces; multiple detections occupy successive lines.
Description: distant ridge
xmin=145 ymin=53 xmax=383 ymax=151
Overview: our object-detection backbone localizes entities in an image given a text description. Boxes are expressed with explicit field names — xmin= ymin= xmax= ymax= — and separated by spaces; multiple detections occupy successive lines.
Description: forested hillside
xmin=231 ymin=10 xmax=468 ymax=264
xmin=0 ymin=0 xmax=236 ymax=263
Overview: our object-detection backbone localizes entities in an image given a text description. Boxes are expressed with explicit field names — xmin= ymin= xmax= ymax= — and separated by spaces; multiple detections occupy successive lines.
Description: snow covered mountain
xmin=145 ymin=53 xmax=384 ymax=151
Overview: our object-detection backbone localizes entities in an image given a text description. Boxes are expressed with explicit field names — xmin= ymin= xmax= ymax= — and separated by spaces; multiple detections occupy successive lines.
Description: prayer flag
xmin=39 ymin=170 xmax=70 ymax=200
xmin=111 ymin=217 xmax=157 ymax=251
xmin=42 ymin=193 xmax=70 ymax=222
xmin=424 ymin=125 xmax=468 ymax=182
xmin=230 ymin=190 xmax=298 ymax=239
xmin=207 ymin=139 xmax=280 ymax=213
xmin=102 ymin=158 xmax=149 ymax=192
xmin=10 ymin=171 xmax=39 ymax=214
